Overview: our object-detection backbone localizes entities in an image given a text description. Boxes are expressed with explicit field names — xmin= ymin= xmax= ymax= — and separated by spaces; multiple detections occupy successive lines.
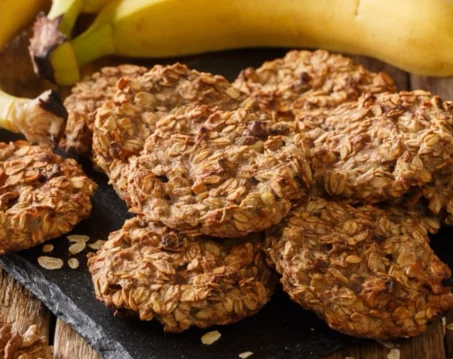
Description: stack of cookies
xmin=60 ymin=50 xmax=453 ymax=339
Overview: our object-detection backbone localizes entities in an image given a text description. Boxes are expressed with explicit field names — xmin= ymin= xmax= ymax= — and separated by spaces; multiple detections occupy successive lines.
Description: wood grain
xmin=53 ymin=320 xmax=101 ymax=359
xmin=0 ymin=267 xmax=51 ymax=337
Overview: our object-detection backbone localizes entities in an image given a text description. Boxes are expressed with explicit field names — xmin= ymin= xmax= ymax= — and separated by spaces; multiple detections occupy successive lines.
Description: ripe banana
xmin=0 ymin=0 xmax=67 ymax=147
xmin=35 ymin=0 xmax=453 ymax=85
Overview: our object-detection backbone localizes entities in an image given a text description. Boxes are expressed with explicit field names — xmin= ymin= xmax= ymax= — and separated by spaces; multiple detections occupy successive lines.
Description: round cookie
xmin=0 ymin=141 xmax=97 ymax=254
xmin=61 ymin=65 xmax=148 ymax=155
xmin=112 ymin=104 xmax=310 ymax=237
xmin=234 ymin=49 xmax=395 ymax=114
xmin=266 ymin=197 xmax=453 ymax=340
xmin=93 ymin=63 xmax=245 ymax=175
xmin=88 ymin=217 xmax=276 ymax=333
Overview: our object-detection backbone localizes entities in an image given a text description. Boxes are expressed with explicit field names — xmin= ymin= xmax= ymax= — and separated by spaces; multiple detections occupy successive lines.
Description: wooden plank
xmin=53 ymin=320 xmax=101 ymax=359
xmin=0 ymin=267 xmax=51 ymax=337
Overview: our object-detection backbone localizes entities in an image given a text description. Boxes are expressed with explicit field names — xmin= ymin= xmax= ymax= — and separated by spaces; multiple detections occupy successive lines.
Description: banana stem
xmin=47 ymin=0 xmax=84 ymax=37
xmin=0 ymin=89 xmax=67 ymax=147
xmin=71 ymin=24 xmax=115 ymax=66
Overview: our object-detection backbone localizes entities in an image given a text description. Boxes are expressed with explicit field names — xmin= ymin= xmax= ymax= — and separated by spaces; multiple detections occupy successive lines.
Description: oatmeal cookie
xmin=88 ymin=217 xmax=276 ymax=333
xmin=61 ymin=65 xmax=148 ymax=155
xmin=0 ymin=322 xmax=52 ymax=359
xmin=92 ymin=63 xmax=245 ymax=175
xmin=233 ymin=50 xmax=395 ymax=115
xmin=0 ymin=141 xmax=97 ymax=254
xmin=266 ymin=198 xmax=453 ymax=340
xmin=93 ymin=65 xmax=309 ymax=237
xmin=306 ymin=91 xmax=453 ymax=221
xmin=112 ymin=105 xmax=309 ymax=237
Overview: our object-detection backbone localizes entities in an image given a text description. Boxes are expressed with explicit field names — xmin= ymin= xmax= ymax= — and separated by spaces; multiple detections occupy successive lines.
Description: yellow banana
xmin=36 ymin=0 xmax=453 ymax=85
xmin=0 ymin=0 xmax=67 ymax=147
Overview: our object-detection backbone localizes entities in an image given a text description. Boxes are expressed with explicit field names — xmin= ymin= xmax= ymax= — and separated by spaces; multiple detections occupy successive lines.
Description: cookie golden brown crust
xmin=111 ymin=105 xmax=309 ymax=237
xmin=61 ymin=65 xmax=148 ymax=155
xmin=234 ymin=50 xmax=395 ymax=115
xmin=92 ymin=63 xmax=245 ymax=175
xmin=0 ymin=141 xmax=97 ymax=254
xmin=266 ymin=198 xmax=453 ymax=340
xmin=0 ymin=323 xmax=52 ymax=359
xmin=305 ymin=91 xmax=453 ymax=221
xmin=88 ymin=217 xmax=276 ymax=333
xmin=93 ymin=64 xmax=310 ymax=237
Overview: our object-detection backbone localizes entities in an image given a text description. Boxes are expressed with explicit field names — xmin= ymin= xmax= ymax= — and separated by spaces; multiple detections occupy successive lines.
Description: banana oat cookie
xmin=0 ymin=141 xmax=97 ymax=254
xmin=61 ymin=65 xmax=148 ymax=155
xmin=0 ymin=323 xmax=52 ymax=359
xmin=113 ymin=105 xmax=309 ymax=237
xmin=233 ymin=49 xmax=395 ymax=115
xmin=266 ymin=198 xmax=453 ymax=340
xmin=93 ymin=63 xmax=245 ymax=175
xmin=88 ymin=217 xmax=276 ymax=333
xmin=93 ymin=65 xmax=309 ymax=237
xmin=307 ymin=91 xmax=453 ymax=221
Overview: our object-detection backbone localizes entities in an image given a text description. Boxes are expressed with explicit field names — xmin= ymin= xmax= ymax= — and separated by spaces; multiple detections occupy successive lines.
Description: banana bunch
xmin=0 ymin=0 xmax=67 ymax=147
xmin=32 ymin=0 xmax=453 ymax=86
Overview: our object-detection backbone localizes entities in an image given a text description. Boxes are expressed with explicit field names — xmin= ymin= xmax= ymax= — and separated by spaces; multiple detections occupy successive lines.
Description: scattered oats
xmin=68 ymin=258 xmax=79 ymax=269
xmin=67 ymin=234 xmax=89 ymax=243
xmin=42 ymin=244 xmax=54 ymax=253
xmin=69 ymin=241 xmax=86 ymax=255
xmin=88 ymin=240 xmax=106 ymax=250
xmin=446 ymin=322 xmax=453 ymax=331
xmin=239 ymin=352 xmax=253 ymax=358
xmin=201 ymin=330 xmax=221 ymax=345
xmin=38 ymin=256 xmax=63 ymax=270
xmin=378 ymin=340 xmax=395 ymax=349
xmin=387 ymin=349 xmax=400 ymax=359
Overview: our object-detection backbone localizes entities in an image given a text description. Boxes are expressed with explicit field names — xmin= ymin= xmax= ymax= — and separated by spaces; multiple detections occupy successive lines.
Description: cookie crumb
xmin=69 ymin=241 xmax=86 ymax=255
xmin=201 ymin=330 xmax=221 ymax=345
xmin=68 ymin=258 xmax=79 ymax=269
xmin=387 ymin=349 xmax=400 ymax=359
xmin=239 ymin=352 xmax=253 ymax=358
xmin=38 ymin=256 xmax=63 ymax=270
xmin=42 ymin=244 xmax=54 ymax=253
xmin=88 ymin=240 xmax=106 ymax=250
xmin=67 ymin=234 xmax=89 ymax=243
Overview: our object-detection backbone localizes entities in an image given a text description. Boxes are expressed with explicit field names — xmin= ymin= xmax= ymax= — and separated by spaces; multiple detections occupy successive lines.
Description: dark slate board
xmin=0 ymin=49 xmax=450 ymax=359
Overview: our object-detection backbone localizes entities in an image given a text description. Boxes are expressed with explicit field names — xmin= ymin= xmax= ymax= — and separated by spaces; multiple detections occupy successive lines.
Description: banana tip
xmin=29 ymin=12 xmax=67 ymax=83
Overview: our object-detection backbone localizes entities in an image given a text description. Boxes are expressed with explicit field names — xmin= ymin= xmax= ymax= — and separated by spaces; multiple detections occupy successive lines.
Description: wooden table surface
xmin=2 ymin=29 xmax=453 ymax=359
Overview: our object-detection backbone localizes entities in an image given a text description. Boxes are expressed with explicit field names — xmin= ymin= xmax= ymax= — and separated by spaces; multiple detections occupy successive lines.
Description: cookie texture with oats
xmin=113 ymin=105 xmax=309 ymax=237
xmin=0 ymin=322 xmax=52 ymax=359
xmin=266 ymin=198 xmax=453 ymax=340
xmin=92 ymin=63 xmax=245 ymax=175
xmin=88 ymin=217 xmax=276 ymax=333
xmin=93 ymin=64 xmax=309 ymax=237
xmin=0 ymin=141 xmax=97 ymax=254
xmin=233 ymin=49 xmax=395 ymax=115
xmin=61 ymin=65 xmax=148 ymax=155
xmin=305 ymin=91 xmax=453 ymax=222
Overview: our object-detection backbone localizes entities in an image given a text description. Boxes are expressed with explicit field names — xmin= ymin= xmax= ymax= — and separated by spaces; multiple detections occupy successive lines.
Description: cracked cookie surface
xmin=266 ymin=198 xmax=453 ymax=340
xmin=0 ymin=141 xmax=97 ymax=254
xmin=88 ymin=217 xmax=276 ymax=333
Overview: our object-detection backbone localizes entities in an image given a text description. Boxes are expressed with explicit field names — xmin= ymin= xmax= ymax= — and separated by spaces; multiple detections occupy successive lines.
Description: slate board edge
xmin=0 ymin=253 xmax=133 ymax=359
